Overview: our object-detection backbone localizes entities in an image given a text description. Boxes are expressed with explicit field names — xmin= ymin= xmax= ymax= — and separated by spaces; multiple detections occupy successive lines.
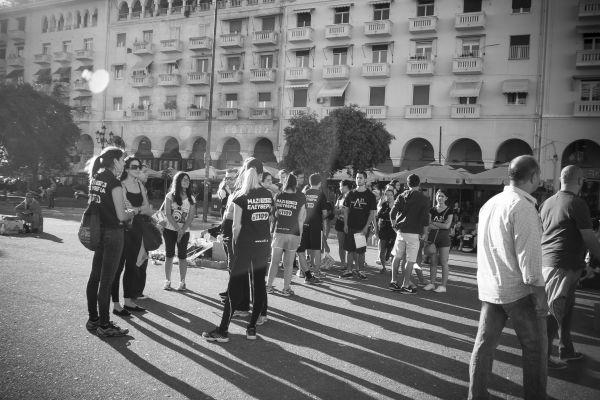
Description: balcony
xmin=105 ymin=110 xmax=127 ymax=120
xmin=8 ymin=29 xmax=25 ymax=41
xmin=131 ymin=109 xmax=151 ymax=120
xmin=219 ymin=33 xmax=244 ymax=48
xmin=364 ymin=20 xmax=392 ymax=36
xmin=132 ymin=41 xmax=153 ymax=55
xmin=249 ymin=107 xmax=275 ymax=120
xmin=288 ymin=27 xmax=314 ymax=42
xmin=130 ymin=75 xmax=154 ymax=87
xmin=452 ymin=55 xmax=483 ymax=74
xmin=158 ymin=109 xmax=178 ymax=120
xmin=579 ymin=0 xmax=600 ymax=18
xmin=508 ymin=45 xmax=529 ymax=60
xmin=74 ymin=49 xmax=94 ymax=61
xmin=573 ymin=101 xmax=600 ymax=116
xmin=286 ymin=67 xmax=312 ymax=81
xmin=576 ymin=49 xmax=600 ymax=67
xmin=73 ymin=80 xmax=90 ymax=92
xmin=72 ymin=108 xmax=92 ymax=121
xmin=53 ymin=51 xmax=72 ymax=63
xmin=250 ymin=68 xmax=276 ymax=83
xmin=157 ymin=74 xmax=182 ymax=86
xmin=322 ymin=65 xmax=350 ymax=80
xmin=405 ymin=105 xmax=432 ymax=119
xmin=186 ymin=108 xmax=208 ymax=120
xmin=217 ymin=70 xmax=243 ymax=84
xmin=186 ymin=72 xmax=211 ymax=85
xmin=325 ymin=24 xmax=352 ymax=39
xmin=217 ymin=108 xmax=239 ymax=120
xmin=451 ymin=104 xmax=481 ymax=118
xmin=407 ymin=58 xmax=435 ymax=75
xmin=361 ymin=63 xmax=390 ymax=78
xmin=159 ymin=39 xmax=182 ymax=53
xmin=188 ymin=36 xmax=212 ymax=51
xmin=455 ymin=12 xmax=486 ymax=30
xmin=409 ymin=16 xmax=438 ymax=33
xmin=361 ymin=106 xmax=387 ymax=119
xmin=7 ymin=55 xmax=24 ymax=67
xmin=286 ymin=107 xmax=310 ymax=119
xmin=252 ymin=31 xmax=278 ymax=46
xmin=34 ymin=54 xmax=52 ymax=65
xmin=320 ymin=106 xmax=343 ymax=117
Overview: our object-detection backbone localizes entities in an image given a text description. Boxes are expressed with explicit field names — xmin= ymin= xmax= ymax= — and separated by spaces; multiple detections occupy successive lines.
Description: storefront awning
xmin=5 ymin=69 xmax=23 ymax=78
xmin=132 ymin=60 xmax=152 ymax=71
xmin=285 ymin=83 xmax=311 ymax=89
xmin=501 ymin=79 xmax=529 ymax=93
xmin=34 ymin=68 xmax=51 ymax=75
xmin=317 ymin=81 xmax=350 ymax=98
xmin=450 ymin=81 xmax=482 ymax=97
xmin=76 ymin=64 xmax=93 ymax=72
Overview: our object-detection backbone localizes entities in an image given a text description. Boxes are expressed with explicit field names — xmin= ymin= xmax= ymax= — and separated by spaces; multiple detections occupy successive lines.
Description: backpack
xmin=78 ymin=202 xmax=101 ymax=251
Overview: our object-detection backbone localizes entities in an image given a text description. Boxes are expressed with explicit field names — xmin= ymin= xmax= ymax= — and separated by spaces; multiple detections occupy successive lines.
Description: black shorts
xmin=163 ymin=228 xmax=190 ymax=259
xmin=298 ymin=223 xmax=322 ymax=252
xmin=344 ymin=228 xmax=367 ymax=254
xmin=427 ymin=229 xmax=451 ymax=248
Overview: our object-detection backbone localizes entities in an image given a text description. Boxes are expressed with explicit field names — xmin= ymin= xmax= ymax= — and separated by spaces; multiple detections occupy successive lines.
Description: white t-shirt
xmin=165 ymin=194 xmax=192 ymax=232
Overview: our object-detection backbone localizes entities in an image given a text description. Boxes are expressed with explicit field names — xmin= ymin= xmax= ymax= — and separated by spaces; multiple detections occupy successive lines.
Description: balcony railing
xmin=73 ymin=80 xmax=90 ymax=91
xmin=454 ymin=12 xmax=486 ymax=29
xmin=158 ymin=109 xmax=178 ymax=120
xmin=73 ymin=109 xmax=92 ymax=121
xmin=249 ymin=107 xmax=274 ymax=120
xmin=105 ymin=110 xmax=127 ymax=120
xmin=508 ymin=45 xmax=529 ymax=60
xmin=188 ymin=36 xmax=212 ymax=51
xmin=579 ymin=0 xmax=600 ymax=17
xmin=186 ymin=108 xmax=208 ymax=120
xmin=217 ymin=108 xmax=239 ymax=120
xmin=34 ymin=54 xmax=52 ymax=64
xmin=8 ymin=29 xmax=25 ymax=41
xmin=325 ymin=24 xmax=352 ymax=39
xmin=405 ymin=105 xmax=432 ymax=118
xmin=252 ymin=31 xmax=278 ymax=45
xmin=53 ymin=51 xmax=72 ymax=63
xmin=322 ymin=64 xmax=350 ymax=79
xmin=131 ymin=109 xmax=151 ymax=120
xmin=452 ymin=56 xmax=483 ymax=74
xmin=7 ymin=55 xmax=24 ymax=67
xmin=250 ymin=68 xmax=276 ymax=83
xmin=288 ymin=27 xmax=314 ymax=42
xmin=408 ymin=16 xmax=438 ymax=33
xmin=286 ymin=107 xmax=310 ymax=119
xmin=407 ymin=59 xmax=435 ymax=75
xmin=321 ymin=106 xmax=343 ymax=117
xmin=132 ymin=41 xmax=153 ymax=55
xmin=573 ymin=101 xmax=600 ymax=116
xmin=219 ymin=33 xmax=244 ymax=48
xmin=157 ymin=74 xmax=182 ymax=86
xmin=286 ymin=67 xmax=312 ymax=81
xmin=576 ymin=49 xmax=600 ymax=67
xmin=451 ymin=104 xmax=481 ymax=118
xmin=361 ymin=63 xmax=390 ymax=78
xmin=159 ymin=39 xmax=182 ymax=52
xmin=130 ymin=75 xmax=154 ymax=87
xmin=187 ymin=72 xmax=211 ymax=85
xmin=217 ymin=70 xmax=243 ymax=84
xmin=361 ymin=106 xmax=387 ymax=119
xmin=74 ymin=49 xmax=94 ymax=61
xmin=364 ymin=20 xmax=392 ymax=36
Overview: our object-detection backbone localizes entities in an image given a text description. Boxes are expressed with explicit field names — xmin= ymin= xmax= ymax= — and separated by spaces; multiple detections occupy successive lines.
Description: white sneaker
xmin=266 ymin=286 xmax=275 ymax=294
xmin=163 ymin=280 xmax=172 ymax=290
xmin=256 ymin=315 xmax=268 ymax=326
xmin=296 ymin=270 xmax=305 ymax=278
xmin=176 ymin=281 xmax=186 ymax=291
xmin=233 ymin=310 xmax=250 ymax=318
xmin=434 ymin=285 xmax=447 ymax=293
xmin=423 ymin=283 xmax=436 ymax=291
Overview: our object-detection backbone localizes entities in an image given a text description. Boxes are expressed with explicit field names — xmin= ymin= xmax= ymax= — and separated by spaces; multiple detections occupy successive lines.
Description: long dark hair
xmin=283 ymin=174 xmax=297 ymax=192
xmin=119 ymin=156 xmax=141 ymax=181
xmin=85 ymin=146 xmax=124 ymax=180
xmin=169 ymin=171 xmax=195 ymax=206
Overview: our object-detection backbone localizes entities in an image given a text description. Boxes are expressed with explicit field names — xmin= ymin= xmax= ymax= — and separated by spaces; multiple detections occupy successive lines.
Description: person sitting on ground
xmin=15 ymin=191 xmax=43 ymax=233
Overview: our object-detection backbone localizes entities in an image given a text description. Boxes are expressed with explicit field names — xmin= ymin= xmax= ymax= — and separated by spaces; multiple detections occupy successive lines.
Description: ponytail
xmin=85 ymin=146 xmax=124 ymax=180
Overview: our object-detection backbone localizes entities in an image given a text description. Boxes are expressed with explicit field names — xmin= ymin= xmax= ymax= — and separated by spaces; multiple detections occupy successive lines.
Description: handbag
xmin=423 ymin=229 xmax=439 ymax=256
xmin=152 ymin=201 xmax=167 ymax=232
xmin=134 ymin=214 xmax=163 ymax=251
xmin=78 ymin=202 xmax=101 ymax=251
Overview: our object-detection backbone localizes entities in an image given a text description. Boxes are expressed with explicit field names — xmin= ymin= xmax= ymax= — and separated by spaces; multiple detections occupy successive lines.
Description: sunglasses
xmin=129 ymin=164 xmax=142 ymax=170
xmin=225 ymin=177 xmax=235 ymax=181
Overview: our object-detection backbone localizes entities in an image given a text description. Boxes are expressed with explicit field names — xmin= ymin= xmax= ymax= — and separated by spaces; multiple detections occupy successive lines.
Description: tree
xmin=0 ymin=83 xmax=81 ymax=188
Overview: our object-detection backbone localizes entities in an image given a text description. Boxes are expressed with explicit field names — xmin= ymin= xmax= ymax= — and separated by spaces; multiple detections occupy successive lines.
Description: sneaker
xmin=400 ymin=286 xmax=417 ymax=295
xmin=375 ymin=260 xmax=382 ymax=265
xmin=304 ymin=275 xmax=320 ymax=284
xmin=280 ymin=288 xmax=295 ymax=297
xmin=423 ymin=283 xmax=436 ymax=291
xmin=202 ymin=329 xmax=229 ymax=343
xmin=97 ymin=322 xmax=129 ymax=338
xmin=256 ymin=315 xmax=268 ymax=326
xmin=379 ymin=267 xmax=387 ymax=274
xmin=246 ymin=326 xmax=257 ymax=340
xmin=354 ymin=270 xmax=367 ymax=280
xmin=316 ymin=271 xmax=327 ymax=278
xmin=176 ymin=282 xmax=186 ymax=291
xmin=433 ymin=285 xmax=447 ymax=293
xmin=559 ymin=350 xmax=584 ymax=362
xmin=218 ymin=291 xmax=227 ymax=299
xmin=163 ymin=280 xmax=172 ymax=290
xmin=266 ymin=286 xmax=276 ymax=294
xmin=548 ymin=357 xmax=568 ymax=370
xmin=233 ymin=310 xmax=250 ymax=318
xmin=137 ymin=294 xmax=148 ymax=300
xmin=86 ymin=318 xmax=100 ymax=331
xmin=388 ymin=282 xmax=402 ymax=291
xmin=296 ymin=270 xmax=305 ymax=278
xmin=340 ymin=270 xmax=354 ymax=278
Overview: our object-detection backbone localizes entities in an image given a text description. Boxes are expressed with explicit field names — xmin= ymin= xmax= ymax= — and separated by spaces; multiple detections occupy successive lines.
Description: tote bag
xmin=151 ymin=201 xmax=167 ymax=233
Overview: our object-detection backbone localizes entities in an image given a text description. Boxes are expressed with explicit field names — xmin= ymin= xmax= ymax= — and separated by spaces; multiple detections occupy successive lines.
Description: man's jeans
xmin=469 ymin=295 xmax=548 ymax=400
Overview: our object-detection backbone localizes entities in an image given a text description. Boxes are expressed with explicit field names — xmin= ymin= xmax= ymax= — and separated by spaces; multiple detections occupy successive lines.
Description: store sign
xmin=582 ymin=168 xmax=600 ymax=180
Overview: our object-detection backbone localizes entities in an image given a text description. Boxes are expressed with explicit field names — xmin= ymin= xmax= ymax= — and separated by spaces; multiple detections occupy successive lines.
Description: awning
xmin=369 ymin=0 xmax=393 ymax=4
xmin=286 ymin=83 xmax=311 ymax=89
xmin=5 ymin=69 xmax=23 ymax=78
xmin=317 ymin=81 xmax=350 ymax=98
xmin=161 ymin=58 xmax=181 ymax=64
xmin=34 ymin=68 xmax=51 ymax=75
xmin=324 ymin=44 xmax=354 ymax=50
xmin=450 ymin=81 xmax=482 ymax=97
xmin=76 ymin=64 xmax=93 ymax=72
xmin=501 ymin=79 xmax=529 ymax=93
xmin=330 ymin=3 xmax=354 ymax=8
xmin=132 ymin=60 xmax=152 ymax=71
xmin=293 ymin=8 xmax=314 ymax=13
xmin=288 ymin=46 xmax=314 ymax=53
xmin=53 ymin=67 xmax=71 ymax=75
xmin=367 ymin=41 xmax=394 ymax=47
xmin=73 ymin=95 xmax=92 ymax=100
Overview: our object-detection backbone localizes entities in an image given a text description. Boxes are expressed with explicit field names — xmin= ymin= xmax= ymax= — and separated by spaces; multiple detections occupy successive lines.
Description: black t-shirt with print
xmin=88 ymin=169 xmax=121 ymax=228
xmin=344 ymin=189 xmax=377 ymax=230
xmin=303 ymin=188 xmax=327 ymax=227
xmin=233 ymin=187 xmax=274 ymax=246
xmin=429 ymin=206 xmax=452 ymax=230
xmin=274 ymin=192 xmax=306 ymax=236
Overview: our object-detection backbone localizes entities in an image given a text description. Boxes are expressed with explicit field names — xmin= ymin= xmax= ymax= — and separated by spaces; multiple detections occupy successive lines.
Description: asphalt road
xmin=1 ymin=208 xmax=599 ymax=400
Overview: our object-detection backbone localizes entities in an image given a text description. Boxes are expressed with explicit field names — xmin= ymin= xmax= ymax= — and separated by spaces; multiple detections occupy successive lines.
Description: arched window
xmin=118 ymin=2 xmax=129 ymax=20
xmin=83 ymin=10 xmax=89 ymax=27
xmin=91 ymin=9 xmax=98 ymax=26
xmin=42 ymin=16 xmax=48 ymax=33
xmin=75 ymin=11 xmax=81 ymax=28
xmin=57 ymin=15 xmax=64 ymax=31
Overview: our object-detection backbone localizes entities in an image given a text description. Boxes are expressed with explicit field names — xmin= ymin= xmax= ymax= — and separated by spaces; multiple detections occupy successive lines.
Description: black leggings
xmin=163 ymin=228 xmax=190 ymax=259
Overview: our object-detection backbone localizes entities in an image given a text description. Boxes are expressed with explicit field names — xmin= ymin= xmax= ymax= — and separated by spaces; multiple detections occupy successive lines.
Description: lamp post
xmin=95 ymin=123 xmax=115 ymax=150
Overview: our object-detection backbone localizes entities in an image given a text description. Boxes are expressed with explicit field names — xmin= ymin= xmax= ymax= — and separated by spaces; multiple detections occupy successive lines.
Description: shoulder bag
xmin=151 ymin=201 xmax=167 ymax=233
xmin=78 ymin=202 xmax=101 ymax=251
xmin=423 ymin=229 xmax=439 ymax=256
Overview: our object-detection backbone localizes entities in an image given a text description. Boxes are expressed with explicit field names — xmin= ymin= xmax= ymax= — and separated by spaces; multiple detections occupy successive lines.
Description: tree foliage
xmin=282 ymin=106 xmax=394 ymax=176
xmin=0 ymin=83 xmax=80 ymax=186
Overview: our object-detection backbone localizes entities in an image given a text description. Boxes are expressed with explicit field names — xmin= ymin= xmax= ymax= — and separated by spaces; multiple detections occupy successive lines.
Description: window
xmin=412 ymin=85 xmax=430 ymax=105
xmin=509 ymin=35 xmax=530 ymax=59
xmin=16 ymin=46 xmax=24 ymax=57
xmin=42 ymin=43 xmax=51 ymax=55
xmin=293 ymin=89 xmax=308 ymax=107
xmin=0 ymin=47 xmax=6 ymax=59
xmin=166 ymin=62 xmax=179 ymax=74
xmin=170 ymin=26 xmax=181 ymax=40
xmin=459 ymin=97 xmax=477 ymax=104
xmin=334 ymin=7 xmax=350 ymax=24
xmin=374 ymin=3 xmax=390 ymax=21
xmin=417 ymin=0 xmax=435 ymax=17
xmin=260 ymin=54 xmax=274 ymax=69
xmin=198 ymin=23 xmax=211 ymax=36
xmin=229 ymin=20 xmax=242 ymax=34
xmin=580 ymin=81 xmax=600 ymax=102
xmin=0 ymin=20 xmax=7 ymax=34
xmin=113 ymin=65 xmax=124 ymax=79
xmin=116 ymin=33 xmax=126 ymax=48
xmin=17 ymin=17 xmax=25 ymax=31
xmin=295 ymin=50 xmax=310 ymax=67
xmin=194 ymin=58 xmax=209 ymax=72
xmin=258 ymin=92 xmax=271 ymax=107
xmin=227 ymin=56 xmax=241 ymax=71
xmin=512 ymin=0 xmax=531 ymax=13
xmin=139 ymin=96 xmax=150 ymax=109
xmin=583 ymin=33 xmax=600 ymax=50
xmin=370 ymin=87 xmax=386 ymax=106
xmin=330 ymin=93 xmax=345 ymax=107
xmin=166 ymin=95 xmax=177 ymax=109
xmin=225 ymin=93 xmax=238 ymax=108
xmin=62 ymin=41 xmax=71 ymax=52
xmin=506 ymin=93 xmax=527 ymax=105
xmin=415 ymin=40 xmax=433 ymax=59
xmin=332 ymin=48 xmax=347 ymax=65
xmin=113 ymin=97 xmax=123 ymax=111
xmin=143 ymin=30 xmax=153 ymax=43
xmin=194 ymin=94 xmax=206 ymax=108
xmin=372 ymin=45 xmax=388 ymax=63
xmin=461 ymin=38 xmax=480 ymax=57
xmin=84 ymin=38 xmax=93 ymax=50
xmin=262 ymin=16 xmax=275 ymax=31
xmin=463 ymin=0 xmax=482 ymax=13
xmin=297 ymin=12 xmax=311 ymax=28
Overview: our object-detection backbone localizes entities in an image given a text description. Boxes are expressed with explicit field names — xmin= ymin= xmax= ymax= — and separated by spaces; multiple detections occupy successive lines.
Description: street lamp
xmin=95 ymin=124 xmax=115 ymax=150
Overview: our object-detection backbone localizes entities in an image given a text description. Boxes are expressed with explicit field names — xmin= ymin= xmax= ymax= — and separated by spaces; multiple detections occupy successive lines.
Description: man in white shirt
xmin=468 ymin=155 xmax=548 ymax=400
